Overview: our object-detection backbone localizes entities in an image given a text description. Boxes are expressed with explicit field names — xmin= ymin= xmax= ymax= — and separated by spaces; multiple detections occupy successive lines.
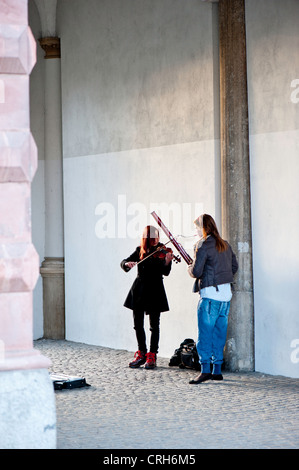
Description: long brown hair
xmin=194 ymin=214 xmax=227 ymax=253
xmin=140 ymin=225 xmax=159 ymax=260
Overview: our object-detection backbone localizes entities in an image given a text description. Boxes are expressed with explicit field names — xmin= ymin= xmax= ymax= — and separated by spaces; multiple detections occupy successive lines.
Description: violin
xmin=152 ymin=245 xmax=181 ymax=264
xmin=135 ymin=242 xmax=181 ymax=266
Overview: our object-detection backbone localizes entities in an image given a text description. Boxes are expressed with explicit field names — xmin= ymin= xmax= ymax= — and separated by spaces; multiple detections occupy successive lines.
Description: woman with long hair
xmin=188 ymin=214 xmax=238 ymax=383
xmin=121 ymin=225 xmax=173 ymax=369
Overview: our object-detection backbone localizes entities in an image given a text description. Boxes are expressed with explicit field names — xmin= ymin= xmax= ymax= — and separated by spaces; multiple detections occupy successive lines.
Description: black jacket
xmin=121 ymin=243 xmax=172 ymax=312
xmin=188 ymin=235 xmax=238 ymax=293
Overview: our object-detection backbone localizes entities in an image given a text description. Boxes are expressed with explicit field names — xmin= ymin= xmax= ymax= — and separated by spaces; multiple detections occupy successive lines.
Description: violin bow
xmin=151 ymin=211 xmax=193 ymax=265
xmin=135 ymin=240 xmax=173 ymax=266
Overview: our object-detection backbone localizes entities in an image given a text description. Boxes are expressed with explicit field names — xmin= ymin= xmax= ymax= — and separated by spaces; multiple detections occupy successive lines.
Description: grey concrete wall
xmin=246 ymin=0 xmax=299 ymax=135
xmin=219 ymin=0 xmax=254 ymax=371
xmin=58 ymin=0 xmax=218 ymax=159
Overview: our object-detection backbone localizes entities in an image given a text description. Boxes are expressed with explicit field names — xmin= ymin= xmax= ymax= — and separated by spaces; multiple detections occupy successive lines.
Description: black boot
xmin=189 ymin=373 xmax=212 ymax=384
xmin=211 ymin=374 xmax=223 ymax=380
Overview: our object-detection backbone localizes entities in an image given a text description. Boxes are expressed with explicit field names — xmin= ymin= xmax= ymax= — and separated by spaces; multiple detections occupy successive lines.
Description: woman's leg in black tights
xmin=148 ymin=311 xmax=161 ymax=353
xmin=133 ymin=310 xmax=147 ymax=352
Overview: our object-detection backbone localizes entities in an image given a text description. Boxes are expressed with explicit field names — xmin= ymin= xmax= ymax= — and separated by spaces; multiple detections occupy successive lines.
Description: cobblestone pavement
xmin=35 ymin=339 xmax=299 ymax=450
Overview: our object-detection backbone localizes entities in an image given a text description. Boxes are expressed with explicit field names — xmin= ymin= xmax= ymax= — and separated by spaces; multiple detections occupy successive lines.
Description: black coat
xmin=120 ymin=243 xmax=172 ymax=312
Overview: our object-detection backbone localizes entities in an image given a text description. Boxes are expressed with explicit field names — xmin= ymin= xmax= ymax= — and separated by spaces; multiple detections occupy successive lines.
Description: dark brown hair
xmin=140 ymin=225 xmax=159 ymax=259
xmin=194 ymin=214 xmax=227 ymax=252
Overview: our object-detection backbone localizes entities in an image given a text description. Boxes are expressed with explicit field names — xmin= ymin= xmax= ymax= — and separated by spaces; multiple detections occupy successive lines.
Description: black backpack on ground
xmin=169 ymin=338 xmax=201 ymax=371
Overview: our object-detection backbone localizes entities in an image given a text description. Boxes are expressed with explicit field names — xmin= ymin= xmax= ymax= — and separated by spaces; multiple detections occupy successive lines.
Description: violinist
xmin=120 ymin=225 xmax=173 ymax=369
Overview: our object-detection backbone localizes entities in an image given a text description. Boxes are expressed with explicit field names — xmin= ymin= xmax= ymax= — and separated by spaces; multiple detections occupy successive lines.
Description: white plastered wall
xmin=246 ymin=0 xmax=299 ymax=377
xmin=30 ymin=0 xmax=299 ymax=377
xmin=58 ymin=0 xmax=220 ymax=358
xmin=63 ymin=141 xmax=219 ymax=357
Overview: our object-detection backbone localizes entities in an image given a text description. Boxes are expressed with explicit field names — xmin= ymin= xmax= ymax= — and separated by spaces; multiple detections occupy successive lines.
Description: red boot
xmin=129 ymin=350 xmax=146 ymax=368
xmin=145 ymin=352 xmax=157 ymax=369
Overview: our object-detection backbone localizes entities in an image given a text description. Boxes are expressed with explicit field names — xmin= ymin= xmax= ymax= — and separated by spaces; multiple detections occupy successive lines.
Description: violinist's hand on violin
xmin=125 ymin=261 xmax=136 ymax=269
xmin=165 ymin=252 xmax=173 ymax=265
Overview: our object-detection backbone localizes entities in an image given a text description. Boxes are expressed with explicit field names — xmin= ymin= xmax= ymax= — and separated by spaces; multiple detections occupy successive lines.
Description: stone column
xmin=0 ymin=0 xmax=56 ymax=448
xmin=35 ymin=0 xmax=65 ymax=339
xmin=218 ymin=0 xmax=254 ymax=371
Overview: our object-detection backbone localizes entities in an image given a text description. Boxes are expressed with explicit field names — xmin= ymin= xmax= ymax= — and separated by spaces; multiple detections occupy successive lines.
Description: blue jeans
xmin=196 ymin=298 xmax=230 ymax=372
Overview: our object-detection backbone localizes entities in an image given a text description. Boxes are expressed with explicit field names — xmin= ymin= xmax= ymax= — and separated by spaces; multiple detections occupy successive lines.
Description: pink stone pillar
xmin=0 ymin=0 xmax=56 ymax=448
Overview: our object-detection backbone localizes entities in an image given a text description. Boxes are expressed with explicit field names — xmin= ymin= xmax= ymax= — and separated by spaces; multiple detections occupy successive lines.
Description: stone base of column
xmin=224 ymin=291 xmax=255 ymax=371
xmin=0 ymin=368 xmax=56 ymax=449
xmin=40 ymin=258 xmax=65 ymax=340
